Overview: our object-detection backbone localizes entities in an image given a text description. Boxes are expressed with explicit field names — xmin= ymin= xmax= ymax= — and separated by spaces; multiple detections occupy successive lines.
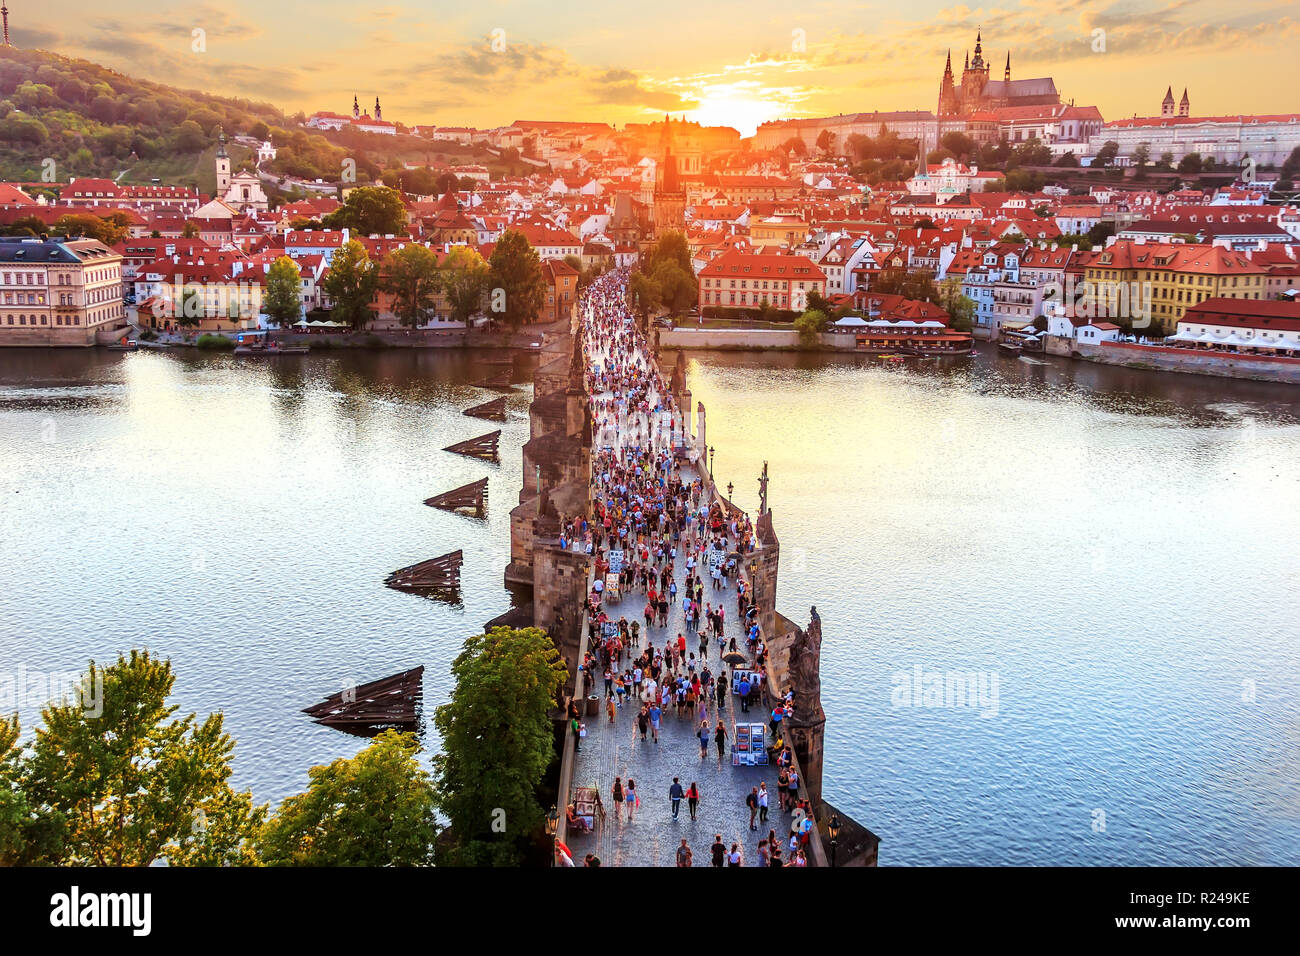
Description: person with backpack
xmin=612 ymin=776 xmax=625 ymax=821
xmin=697 ymin=719 xmax=711 ymax=757
xmin=714 ymin=720 xmax=728 ymax=759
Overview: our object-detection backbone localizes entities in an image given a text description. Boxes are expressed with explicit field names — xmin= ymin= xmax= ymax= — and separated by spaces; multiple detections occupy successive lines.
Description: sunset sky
xmin=11 ymin=0 xmax=1300 ymax=136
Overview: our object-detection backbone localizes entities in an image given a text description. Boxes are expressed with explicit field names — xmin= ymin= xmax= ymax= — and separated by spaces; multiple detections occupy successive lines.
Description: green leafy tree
xmin=794 ymin=308 xmax=828 ymax=348
xmin=432 ymin=627 xmax=567 ymax=866
xmin=264 ymin=255 xmax=302 ymax=327
xmin=322 ymin=238 xmax=379 ymax=329
xmin=487 ymin=230 xmax=545 ymax=329
xmin=873 ymin=267 xmax=938 ymax=301
xmin=1093 ymin=141 xmax=1119 ymax=168
xmin=19 ymin=650 xmax=263 ymax=866
xmin=440 ymin=246 xmax=490 ymax=326
xmin=938 ymin=278 xmax=976 ymax=332
xmin=381 ymin=243 xmax=441 ymax=328
xmin=0 ymin=714 xmax=63 ymax=865
xmin=257 ymin=731 xmax=437 ymax=866
xmin=628 ymin=269 xmax=662 ymax=320
xmin=1177 ymin=153 xmax=1203 ymax=174
xmin=651 ymin=260 xmax=697 ymax=317
xmin=782 ymin=136 xmax=808 ymax=158
xmin=324 ymin=185 xmax=407 ymax=237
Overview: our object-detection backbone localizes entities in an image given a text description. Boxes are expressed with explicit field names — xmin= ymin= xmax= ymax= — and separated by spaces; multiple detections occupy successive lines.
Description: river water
xmin=1 ymin=345 xmax=1298 ymax=865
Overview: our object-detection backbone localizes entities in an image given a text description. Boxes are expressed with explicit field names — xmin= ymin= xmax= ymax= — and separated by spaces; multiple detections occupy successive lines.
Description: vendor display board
xmin=607 ymin=549 xmax=624 ymax=574
xmin=731 ymin=669 xmax=761 ymax=694
xmin=731 ymin=722 xmax=768 ymax=766
xmin=572 ymin=785 xmax=604 ymax=833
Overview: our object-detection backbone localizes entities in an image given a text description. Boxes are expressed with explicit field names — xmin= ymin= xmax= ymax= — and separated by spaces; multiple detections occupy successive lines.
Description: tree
xmin=19 ymin=650 xmax=263 ymax=866
xmin=2 ymin=215 xmax=48 ymax=237
xmin=381 ymin=243 xmax=441 ymax=327
xmin=487 ymin=230 xmax=545 ymax=329
xmin=322 ymin=239 xmax=378 ymax=329
xmin=644 ymin=230 xmax=693 ymax=276
xmin=651 ymin=260 xmax=696 ymax=317
xmin=1133 ymin=142 xmax=1152 ymax=179
xmin=257 ymin=731 xmax=437 ymax=866
xmin=815 ymin=129 xmax=836 ymax=156
xmin=794 ymin=308 xmax=828 ymax=348
xmin=1177 ymin=153 xmax=1203 ymax=174
xmin=181 ymin=221 xmax=201 ymax=239
xmin=1054 ymin=151 xmax=1080 ymax=168
xmin=873 ymin=267 xmax=938 ymax=302
xmin=1093 ymin=141 xmax=1119 ymax=168
xmin=323 ymin=185 xmax=407 ymax=237
xmin=440 ymin=246 xmax=490 ymax=326
xmin=941 ymin=131 xmax=975 ymax=159
xmin=0 ymin=714 xmax=63 ymax=865
xmin=628 ymin=269 xmax=662 ymax=320
xmin=782 ymin=136 xmax=808 ymax=158
xmin=264 ymin=255 xmax=302 ymax=327
xmin=53 ymin=212 xmax=129 ymax=245
xmin=938 ymin=278 xmax=976 ymax=332
xmin=432 ymin=627 xmax=567 ymax=866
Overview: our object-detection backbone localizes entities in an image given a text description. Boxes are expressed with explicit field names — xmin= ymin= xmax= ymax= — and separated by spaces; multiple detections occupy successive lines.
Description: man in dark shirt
xmin=710 ymin=835 xmax=726 ymax=867
xmin=669 ymin=777 xmax=684 ymax=819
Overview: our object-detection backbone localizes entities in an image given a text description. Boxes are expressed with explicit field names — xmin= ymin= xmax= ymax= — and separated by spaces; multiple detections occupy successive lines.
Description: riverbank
xmin=1073 ymin=340 xmax=1300 ymax=385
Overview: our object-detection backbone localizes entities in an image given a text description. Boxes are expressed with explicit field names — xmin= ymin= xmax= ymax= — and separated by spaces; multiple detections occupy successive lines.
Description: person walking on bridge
xmin=669 ymin=777 xmax=684 ymax=819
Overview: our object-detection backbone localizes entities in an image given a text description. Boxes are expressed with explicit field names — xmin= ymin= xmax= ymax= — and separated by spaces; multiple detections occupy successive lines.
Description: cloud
xmin=588 ymin=69 xmax=696 ymax=111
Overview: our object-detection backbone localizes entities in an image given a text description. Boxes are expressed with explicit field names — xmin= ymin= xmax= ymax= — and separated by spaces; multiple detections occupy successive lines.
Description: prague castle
xmin=937 ymin=30 xmax=1060 ymax=117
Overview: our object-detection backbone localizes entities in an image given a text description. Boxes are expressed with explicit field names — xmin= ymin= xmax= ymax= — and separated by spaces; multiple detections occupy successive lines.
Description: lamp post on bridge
xmin=708 ymin=445 xmax=715 ymax=480
xmin=829 ymin=813 xmax=841 ymax=867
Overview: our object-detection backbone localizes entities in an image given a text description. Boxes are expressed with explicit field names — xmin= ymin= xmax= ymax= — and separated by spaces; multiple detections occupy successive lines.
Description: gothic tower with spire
xmin=375 ymin=97 xmax=382 ymax=122
xmin=2 ymin=3 xmax=10 ymax=47
xmin=1179 ymin=88 xmax=1190 ymax=117
xmin=1161 ymin=86 xmax=1175 ymax=117
xmin=938 ymin=50 xmax=960 ymax=117
xmin=651 ymin=115 xmax=686 ymax=236
xmin=352 ymin=95 xmax=359 ymax=119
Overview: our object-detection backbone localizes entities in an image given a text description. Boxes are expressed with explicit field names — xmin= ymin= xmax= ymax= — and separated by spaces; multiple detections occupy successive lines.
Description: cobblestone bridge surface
xmin=564 ymin=283 xmax=797 ymax=867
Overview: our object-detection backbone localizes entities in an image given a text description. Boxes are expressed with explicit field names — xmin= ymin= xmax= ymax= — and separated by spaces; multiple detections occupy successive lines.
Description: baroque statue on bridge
xmin=787 ymin=606 xmax=823 ymax=720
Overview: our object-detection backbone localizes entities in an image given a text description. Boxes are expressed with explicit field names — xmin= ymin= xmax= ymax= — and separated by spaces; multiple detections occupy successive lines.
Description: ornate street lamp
xmin=546 ymin=804 xmax=559 ymax=836
xmin=726 ymin=481 xmax=734 ymax=501
xmin=708 ymin=445 xmax=715 ymax=478
xmin=828 ymin=813 xmax=842 ymax=867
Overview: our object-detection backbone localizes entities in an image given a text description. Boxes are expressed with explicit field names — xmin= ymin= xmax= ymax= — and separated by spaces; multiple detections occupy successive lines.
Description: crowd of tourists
xmin=557 ymin=269 xmax=817 ymax=866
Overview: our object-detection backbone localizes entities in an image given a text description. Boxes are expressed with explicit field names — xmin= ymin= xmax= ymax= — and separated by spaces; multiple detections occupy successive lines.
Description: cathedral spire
xmin=1005 ymin=51 xmax=1011 ymax=83
xmin=2 ymin=3 xmax=10 ymax=47
xmin=964 ymin=50 xmax=969 ymax=71
xmin=375 ymin=96 xmax=382 ymax=121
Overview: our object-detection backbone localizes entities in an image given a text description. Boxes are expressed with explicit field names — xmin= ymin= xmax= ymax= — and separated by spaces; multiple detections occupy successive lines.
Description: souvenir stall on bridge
xmin=731 ymin=721 xmax=768 ymax=766
xmin=569 ymin=785 xmax=605 ymax=835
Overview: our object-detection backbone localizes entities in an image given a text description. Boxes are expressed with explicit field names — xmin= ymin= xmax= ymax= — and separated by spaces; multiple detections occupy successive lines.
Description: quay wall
xmin=659 ymin=328 xmax=872 ymax=351
xmin=1077 ymin=341 xmax=1300 ymax=385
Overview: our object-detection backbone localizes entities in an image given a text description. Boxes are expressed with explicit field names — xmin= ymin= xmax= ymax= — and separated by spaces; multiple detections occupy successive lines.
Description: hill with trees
xmin=0 ymin=47 xmax=534 ymax=198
